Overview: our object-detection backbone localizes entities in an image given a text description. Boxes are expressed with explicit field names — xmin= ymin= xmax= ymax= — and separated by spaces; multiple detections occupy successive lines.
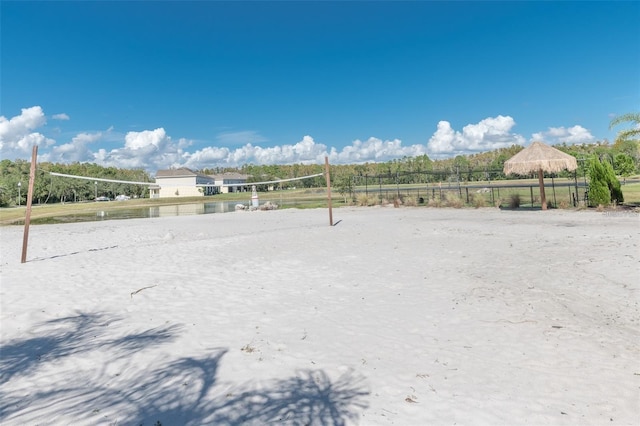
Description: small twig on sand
xmin=131 ymin=285 xmax=157 ymax=299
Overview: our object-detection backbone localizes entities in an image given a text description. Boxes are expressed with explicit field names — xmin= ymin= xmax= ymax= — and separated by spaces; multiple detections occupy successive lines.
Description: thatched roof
xmin=503 ymin=141 xmax=578 ymax=175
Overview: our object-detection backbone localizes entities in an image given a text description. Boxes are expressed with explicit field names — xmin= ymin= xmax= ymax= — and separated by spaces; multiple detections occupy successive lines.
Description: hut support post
xmin=538 ymin=168 xmax=547 ymax=210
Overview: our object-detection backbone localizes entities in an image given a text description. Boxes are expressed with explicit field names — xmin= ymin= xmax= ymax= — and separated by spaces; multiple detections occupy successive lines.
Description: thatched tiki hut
xmin=503 ymin=141 xmax=578 ymax=210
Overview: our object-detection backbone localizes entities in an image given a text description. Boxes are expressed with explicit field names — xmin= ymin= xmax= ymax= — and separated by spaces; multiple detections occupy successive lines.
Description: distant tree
xmin=609 ymin=112 xmax=640 ymax=144
xmin=613 ymin=139 xmax=640 ymax=165
xmin=614 ymin=153 xmax=635 ymax=178
xmin=334 ymin=174 xmax=354 ymax=204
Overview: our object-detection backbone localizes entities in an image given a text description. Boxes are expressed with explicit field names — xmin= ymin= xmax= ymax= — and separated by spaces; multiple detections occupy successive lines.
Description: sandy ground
xmin=0 ymin=206 xmax=638 ymax=425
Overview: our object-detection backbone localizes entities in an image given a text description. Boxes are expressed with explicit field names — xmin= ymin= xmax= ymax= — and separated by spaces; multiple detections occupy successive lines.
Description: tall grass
xmin=444 ymin=193 xmax=464 ymax=208
xmin=356 ymin=193 xmax=378 ymax=206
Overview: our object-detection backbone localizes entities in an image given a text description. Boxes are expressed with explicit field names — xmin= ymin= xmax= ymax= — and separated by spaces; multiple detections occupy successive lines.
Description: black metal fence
xmin=342 ymin=169 xmax=590 ymax=208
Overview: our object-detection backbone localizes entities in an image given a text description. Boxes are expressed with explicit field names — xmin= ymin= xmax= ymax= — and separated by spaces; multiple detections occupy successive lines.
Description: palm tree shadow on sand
xmin=0 ymin=312 xmax=180 ymax=385
xmin=1 ymin=313 xmax=370 ymax=425
xmin=126 ymin=353 xmax=369 ymax=425
xmin=208 ymin=369 xmax=369 ymax=426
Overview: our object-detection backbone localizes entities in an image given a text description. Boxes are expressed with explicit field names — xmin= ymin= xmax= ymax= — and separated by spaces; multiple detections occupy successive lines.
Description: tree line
xmin=240 ymin=140 xmax=638 ymax=192
xmin=0 ymin=160 xmax=153 ymax=207
xmin=1 ymin=138 xmax=637 ymax=207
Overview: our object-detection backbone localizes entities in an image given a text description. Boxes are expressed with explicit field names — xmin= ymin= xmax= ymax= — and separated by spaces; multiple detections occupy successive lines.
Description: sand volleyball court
xmin=1 ymin=207 xmax=638 ymax=425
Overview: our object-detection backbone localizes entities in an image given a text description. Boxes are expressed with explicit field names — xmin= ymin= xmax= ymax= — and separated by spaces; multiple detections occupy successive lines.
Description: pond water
xmin=29 ymin=200 xmax=315 ymax=225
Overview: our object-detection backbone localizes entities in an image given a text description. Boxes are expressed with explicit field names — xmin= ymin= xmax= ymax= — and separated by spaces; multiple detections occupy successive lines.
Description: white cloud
xmin=334 ymin=137 xmax=427 ymax=164
xmin=1 ymin=105 xmax=602 ymax=175
xmin=183 ymin=146 xmax=232 ymax=167
xmin=93 ymin=128 xmax=187 ymax=170
xmin=0 ymin=106 xmax=46 ymax=138
xmin=250 ymin=135 xmax=328 ymax=165
xmin=530 ymin=125 xmax=595 ymax=145
xmin=177 ymin=135 xmax=428 ymax=170
xmin=182 ymin=136 xmax=328 ymax=168
xmin=52 ymin=113 xmax=70 ymax=121
xmin=45 ymin=132 xmax=103 ymax=163
xmin=0 ymin=106 xmax=55 ymax=159
xmin=427 ymin=115 xmax=526 ymax=158
xmin=124 ymin=128 xmax=168 ymax=151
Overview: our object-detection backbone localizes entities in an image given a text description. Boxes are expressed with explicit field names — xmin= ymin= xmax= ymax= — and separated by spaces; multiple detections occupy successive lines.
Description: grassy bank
xmin=1 ymin=182 xmax=638 ymax=226
xmin=0 ymin=189 xmax=334 ymax=226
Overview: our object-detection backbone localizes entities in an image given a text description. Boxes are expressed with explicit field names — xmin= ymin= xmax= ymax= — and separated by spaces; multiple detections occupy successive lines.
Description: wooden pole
xmin=21 ymin=145 xmax=38 ymax=263
xmin=538 ymin=168 xmax=547 ymax=210
xmin=324 ymin=156 xmax=333 ymax=226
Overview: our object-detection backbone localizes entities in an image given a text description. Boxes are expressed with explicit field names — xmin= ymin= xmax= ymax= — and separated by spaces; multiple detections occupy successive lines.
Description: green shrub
xmin=603 ymin=159 xmax=624 ymax=204
xmin=588 ymin=156 xmax=610 ymax=206
xmin=589 ymin=156 xmax=623 ymax=206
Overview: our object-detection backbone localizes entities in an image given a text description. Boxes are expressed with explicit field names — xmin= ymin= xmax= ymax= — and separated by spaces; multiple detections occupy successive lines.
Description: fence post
xmin=530 ymin=186 xmax=534 ymax=207
xmin=365 ymin=174 xmax=368 ymax=197
xmin=574 ymin=170 xmax=579 ymax=206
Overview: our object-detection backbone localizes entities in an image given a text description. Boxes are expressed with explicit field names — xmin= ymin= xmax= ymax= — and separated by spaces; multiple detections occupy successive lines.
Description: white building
xmin=212 ymin=172 xmax=251 ymax=194
xmin=150 ymin=168 xmax=250 ymax=198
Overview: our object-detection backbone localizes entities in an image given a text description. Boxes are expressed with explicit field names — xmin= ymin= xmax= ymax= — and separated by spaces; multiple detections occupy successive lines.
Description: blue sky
xmin=1 ymin=1 xmax=638 ymax=173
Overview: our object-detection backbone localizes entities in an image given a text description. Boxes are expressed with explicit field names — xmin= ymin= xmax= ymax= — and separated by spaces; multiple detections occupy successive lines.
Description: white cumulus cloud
xmin=45 ymin=132 xmax=103 ymax=163
xmin=251 ymin=135 xmax=329 ymax=165
xmin=94 ymin=128 xmax=188 ymax=170
xmin=530 ymin=125 xmax=595 ymax=145
xmin=124 ymin=128 xmax=169 ymax=151
xmin=427 ymin=115 xmax=526 ymax=158
xmin=0 ymin=106 xmax=55 ymax=159
xmin=334 ymin=137 xmax=427 ymax=164
xmin=177 ymin=135 xmax=428 ymax=170
xmin=1 ymin=105 xmax=603 ymax=175
xmin=182 ymin=136 xmax=328 ymax=168
xmin=182 ymin=146 xmax=232 ymax=167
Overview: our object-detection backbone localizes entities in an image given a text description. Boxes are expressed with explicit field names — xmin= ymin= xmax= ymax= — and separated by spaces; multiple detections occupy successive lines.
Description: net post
xmin=21 ymin=145 xmax=38 ymax=263
xmin=325 ymin=156 xmax=333 ymax=226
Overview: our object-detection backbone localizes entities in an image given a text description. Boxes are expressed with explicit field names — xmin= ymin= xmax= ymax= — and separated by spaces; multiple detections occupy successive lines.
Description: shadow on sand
xmin=0 ymin=312 xmax=369 ymax=425
xmin=0 ymin=312 xmax=179 ymax=385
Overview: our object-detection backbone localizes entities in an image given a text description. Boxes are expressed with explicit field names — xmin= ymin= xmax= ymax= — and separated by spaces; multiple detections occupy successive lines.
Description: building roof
xmin=155 ymin=168 xmax=198 ymax=178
